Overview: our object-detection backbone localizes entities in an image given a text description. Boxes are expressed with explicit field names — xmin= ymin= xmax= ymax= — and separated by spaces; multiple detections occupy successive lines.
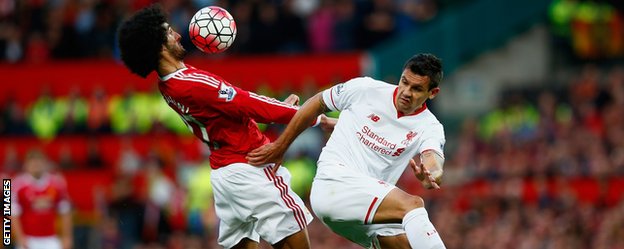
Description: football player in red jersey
xmin=13 ymin=150 xmax=72 ymax=249
xmin=118 ymin=4 xmax=334 ymax=249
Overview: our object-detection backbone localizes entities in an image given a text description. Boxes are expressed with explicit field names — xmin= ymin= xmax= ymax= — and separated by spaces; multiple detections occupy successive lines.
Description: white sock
xmin=401 ymin=208 xmax=446 ymax=249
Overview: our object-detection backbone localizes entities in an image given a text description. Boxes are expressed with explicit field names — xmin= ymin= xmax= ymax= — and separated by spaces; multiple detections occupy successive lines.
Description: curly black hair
xmin=118 ymin=4 xmax=167 ymax=78
xmin=403 ymin=53 xmax=443 ymax=90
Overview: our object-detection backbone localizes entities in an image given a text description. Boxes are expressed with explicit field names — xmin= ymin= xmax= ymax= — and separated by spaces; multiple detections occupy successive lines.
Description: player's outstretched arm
xmin=247 ymin=92 xmax=329 ymax=166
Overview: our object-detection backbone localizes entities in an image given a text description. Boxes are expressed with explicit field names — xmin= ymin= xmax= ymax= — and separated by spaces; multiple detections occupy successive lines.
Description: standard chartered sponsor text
xmin=356 ymin=126 xmax=397 ymax=155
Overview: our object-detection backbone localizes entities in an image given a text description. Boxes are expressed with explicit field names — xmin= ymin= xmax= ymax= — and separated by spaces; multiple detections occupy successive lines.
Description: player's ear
xmin=429 ymin=87 xmax=440 ymax=100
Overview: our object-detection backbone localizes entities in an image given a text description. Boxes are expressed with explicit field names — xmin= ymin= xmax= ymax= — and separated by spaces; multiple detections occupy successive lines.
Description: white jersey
xmin=320 ymin=77 xmax=445 ymax=185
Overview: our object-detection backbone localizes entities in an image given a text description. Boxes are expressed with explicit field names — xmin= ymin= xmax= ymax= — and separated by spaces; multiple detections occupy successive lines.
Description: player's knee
xmin=401 ymin=195 xmax=425 ymax=215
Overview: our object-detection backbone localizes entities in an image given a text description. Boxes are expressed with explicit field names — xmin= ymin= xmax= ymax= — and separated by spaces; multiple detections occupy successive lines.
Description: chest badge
xmin=401 ymin=131 xmax=418 ymax=146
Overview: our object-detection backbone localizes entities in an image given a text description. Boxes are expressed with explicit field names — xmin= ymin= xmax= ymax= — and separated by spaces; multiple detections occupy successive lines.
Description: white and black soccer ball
xmin=188 ymin=6 xmax=237 ymax=54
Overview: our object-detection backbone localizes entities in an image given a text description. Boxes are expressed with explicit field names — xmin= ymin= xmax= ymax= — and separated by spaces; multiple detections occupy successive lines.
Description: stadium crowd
xmin=425 ymin=64 xmax=624 ymax=249
xmin=0 ymin=0 xmax=441 ymax=62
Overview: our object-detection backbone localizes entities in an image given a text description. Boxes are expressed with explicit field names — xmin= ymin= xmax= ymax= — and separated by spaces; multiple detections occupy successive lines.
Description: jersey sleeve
xmin=321 ymin=77 xmax=370 ymax=112
xmin=189 ymin=73 xmax=299 ymax=124
xmin=418 ymin=123 xmax=446 ymax=158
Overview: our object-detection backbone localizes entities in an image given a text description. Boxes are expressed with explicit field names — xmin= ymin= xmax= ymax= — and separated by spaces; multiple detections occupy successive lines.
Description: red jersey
xmin=159 ymin=65 xmax=301 ymax=169
xmin=13 ymin=173 xmax=71 ymax=237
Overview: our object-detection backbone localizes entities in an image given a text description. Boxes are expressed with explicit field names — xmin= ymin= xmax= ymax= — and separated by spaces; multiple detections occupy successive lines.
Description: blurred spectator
xmin=249 ymin=3 xmax=281 ymax=53
xmin=143 ymin=158 xmax=174 ymax=244
xmin=108 ymin=175 xmax=145 ymax=249
xmin=355 ymin=0 xmax=397 ymax=49
xmin=281 ymin=156 xmax=316 ymax=197
xmin=58 ymin=87 xmax=88 ymax=134
xmin=87 ymin=86 xmax=111 ymax=133
xmin=332 ymin=0 xmax=357 ymax=51
xmin=86 ymin=137 xmax=104 ymax=168
xmin=1 ymin=96 xmax=29 ymax=135
xmin=549 ymin=0 xmax=624 ymax=60
xmin=278 ymin=0 xmax=308 ymax=52
xmin=108 ymin=86 xmax=144 ymax=134
xmin=58 ymin=142 xmax=76 ymax=170
xmin=12 ymin=149 xmax=73 ymax=249
xmin=396 ymin=0 xmax=439 ymax=32
xmin=28 ymin=87 xmax=66 ymax=139
xmin=0 ymin=23 xmax=24 ymax=62
xmin=179 ymin=161 xmax=217 ymax=241
xmin=479 ymin=93 xmax=539 ymax=142
xmin=2 ymin=144 xmax=20 ymax=175
xmin=24 ymin=31 xmax=50 ymax=63
xmin=117 ymin=137 xmax=142 ymax=176
xmin=308 ymin=0 xmax=335 ymax=52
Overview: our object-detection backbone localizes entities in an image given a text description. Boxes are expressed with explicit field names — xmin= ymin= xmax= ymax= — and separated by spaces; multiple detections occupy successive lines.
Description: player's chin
xmin=174 ymin=48 xmax=187 ymax=60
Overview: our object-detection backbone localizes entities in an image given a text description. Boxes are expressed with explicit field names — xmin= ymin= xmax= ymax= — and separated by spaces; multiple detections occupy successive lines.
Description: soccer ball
xmin=188 ymin=6 xmax=237 ymax=54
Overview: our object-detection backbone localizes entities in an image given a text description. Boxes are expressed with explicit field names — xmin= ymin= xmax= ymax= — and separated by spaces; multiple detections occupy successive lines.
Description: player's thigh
xmin=377 ymin=234 xmax=411 ymax=249
xmin=311 ymin=220 xmax=405 ymax=249
xmin=211 ymin=163 xmax=312 ymax=247
xmin=216 ymin=219 xmax=260 ymax=249
xmin=271 ymin=229 xmax=310 ymax=249
xmin=373 ymin=188 xmax=425 ymax=224
xmin=310 ymin=166 xmax=402 ymax=248
xmin=310 ymin=165 xmax=395 ymax=225
xmin=231 ymin=238 xmax=259 ymax=249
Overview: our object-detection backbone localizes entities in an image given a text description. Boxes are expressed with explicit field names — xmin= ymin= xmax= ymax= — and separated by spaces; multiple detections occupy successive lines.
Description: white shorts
xmin=17 ymin=236 xmax=61 ymax=249
xmin=210 ymin=163 xmax=313 ymax=248
xmin=310 ymin=162 xmax=405 ymax=249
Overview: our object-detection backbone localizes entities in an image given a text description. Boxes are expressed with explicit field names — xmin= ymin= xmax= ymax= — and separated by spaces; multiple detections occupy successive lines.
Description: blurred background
xmin=1 ymin=0 xmax=624 ymax=248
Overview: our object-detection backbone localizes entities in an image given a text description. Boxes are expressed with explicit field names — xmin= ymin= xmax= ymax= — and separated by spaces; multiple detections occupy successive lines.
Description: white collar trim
xmin=159 ymin=67 xmax=187 ymax=81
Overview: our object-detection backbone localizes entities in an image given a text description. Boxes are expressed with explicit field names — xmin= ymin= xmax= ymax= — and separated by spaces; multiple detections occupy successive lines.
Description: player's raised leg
xmin=373 ymin=188 xmax=445 ymax=249
xmin=377 ymin=234 xmax=410 ymax=249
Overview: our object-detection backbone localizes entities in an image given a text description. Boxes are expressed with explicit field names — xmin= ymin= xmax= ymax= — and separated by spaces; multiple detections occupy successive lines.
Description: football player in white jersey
xmin=248 ymin=53 xmax=446 ymax=249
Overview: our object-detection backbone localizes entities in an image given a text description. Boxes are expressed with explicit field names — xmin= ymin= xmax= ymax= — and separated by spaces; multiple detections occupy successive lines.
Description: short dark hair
xmin=118 ymin=4 xmax=167 ymax=78
xmin=403 ymin=53 xmax=443 ymax=89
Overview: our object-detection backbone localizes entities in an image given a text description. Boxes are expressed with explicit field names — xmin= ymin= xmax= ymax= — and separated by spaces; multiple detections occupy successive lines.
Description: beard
xmin=167 ymin=42 xmax=187 ymax=60
xmin=172 ymin=45 xmax=187 ymax=60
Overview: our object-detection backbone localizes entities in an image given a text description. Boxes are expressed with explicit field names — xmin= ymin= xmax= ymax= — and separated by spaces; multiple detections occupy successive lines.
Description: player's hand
xmin=409 ymin=159 xmax=440 ymax=189
xmin=247 ymin=142 xmax=286 ymax=173
xmin=284 ymin=94 xmax=300 ymax=106
xmin=319 ymin=114 xmax=337 ymax=133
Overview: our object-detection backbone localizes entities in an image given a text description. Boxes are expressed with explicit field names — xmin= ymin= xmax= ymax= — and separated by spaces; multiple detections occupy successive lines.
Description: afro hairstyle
xmin=118 ymin=4 xmax=168 ymax=78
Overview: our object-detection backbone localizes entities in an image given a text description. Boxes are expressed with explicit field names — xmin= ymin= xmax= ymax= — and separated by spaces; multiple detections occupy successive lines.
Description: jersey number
xmin=180 ymin=114 xmax=210 ymax=143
